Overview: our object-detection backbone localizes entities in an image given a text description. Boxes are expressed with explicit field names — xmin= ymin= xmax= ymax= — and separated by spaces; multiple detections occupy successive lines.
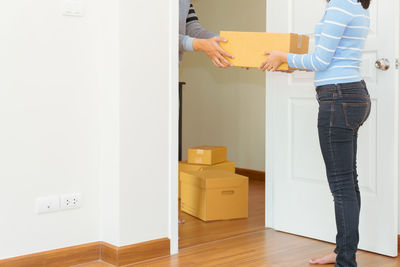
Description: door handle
xmin=375 ymin=58 xmax=390 ymax=71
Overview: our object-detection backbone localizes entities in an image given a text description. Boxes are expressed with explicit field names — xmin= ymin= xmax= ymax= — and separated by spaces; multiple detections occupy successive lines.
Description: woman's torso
xmin=314 ymin=0 xmax=371 ymax=86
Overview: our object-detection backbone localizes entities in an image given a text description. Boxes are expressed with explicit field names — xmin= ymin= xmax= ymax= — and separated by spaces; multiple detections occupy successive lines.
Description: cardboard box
xmin=178 ymin=160 xmax=235 ymax=199
xmin=180 ymin=170 xmax=248 ymax=221
xmin=220 ymin=31 xmax=309 ymax=70
xmin=188 ymin=146 xmax=227 ymax=165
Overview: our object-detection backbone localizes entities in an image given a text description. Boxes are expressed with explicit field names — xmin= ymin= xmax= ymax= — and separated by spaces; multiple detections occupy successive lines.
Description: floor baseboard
xmin=0 ymin=242 xmax=99 ymax=267
xmin=100 ymin=238 xmax=170 ymax=266
xmin=235 ymin=167 xmax=265 ymax=181
xmin=0 ymin=238 xmax=170 ymax=267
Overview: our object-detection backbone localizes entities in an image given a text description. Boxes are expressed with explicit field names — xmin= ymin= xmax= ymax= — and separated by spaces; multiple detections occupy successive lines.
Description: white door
xmin=266 ymin=0 xmax=399 ymax=257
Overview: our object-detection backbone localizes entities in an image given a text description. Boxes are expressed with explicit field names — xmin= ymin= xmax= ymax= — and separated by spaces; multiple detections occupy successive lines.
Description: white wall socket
xmin=36 ymin=196 xmax=60 ymax=214
xmin=60 ymin=193 xmax=81 ymax=210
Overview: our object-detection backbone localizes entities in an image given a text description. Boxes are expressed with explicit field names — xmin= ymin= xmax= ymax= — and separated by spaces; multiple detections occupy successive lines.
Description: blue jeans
xmin=316 ymin=80 xmax=371 ymax=267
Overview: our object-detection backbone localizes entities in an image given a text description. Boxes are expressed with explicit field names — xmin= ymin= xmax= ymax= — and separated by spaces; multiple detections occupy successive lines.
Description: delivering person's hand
xmin=193 ymin=37 xmax=234 ymax=69
xmin=260 ymin=50 xmax=289 ymax=72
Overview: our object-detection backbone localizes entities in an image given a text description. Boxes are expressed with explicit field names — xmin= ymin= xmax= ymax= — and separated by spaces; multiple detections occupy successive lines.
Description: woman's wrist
xmin=280 ymin=52 xmax=289 ymax=63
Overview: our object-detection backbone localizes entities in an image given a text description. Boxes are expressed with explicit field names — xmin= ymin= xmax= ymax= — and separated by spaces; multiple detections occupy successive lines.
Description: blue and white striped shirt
xmin=287 ymin=0 xmax=370 ymax=86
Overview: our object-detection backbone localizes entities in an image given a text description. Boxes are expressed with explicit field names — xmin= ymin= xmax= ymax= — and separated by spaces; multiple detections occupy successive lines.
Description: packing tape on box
xmin=196 ymin=149 xmax=204 ymax=155
xmin=297 ymin=35 xmax=303 ymax=49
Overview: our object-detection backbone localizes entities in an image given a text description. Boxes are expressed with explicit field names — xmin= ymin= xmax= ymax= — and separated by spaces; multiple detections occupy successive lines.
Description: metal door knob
xmin=375 ymin=58 xmax=390 ymax=71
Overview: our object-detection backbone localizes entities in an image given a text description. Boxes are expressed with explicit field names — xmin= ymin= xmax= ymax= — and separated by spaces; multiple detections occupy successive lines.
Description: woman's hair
xmin=327 ymin=0 xmax=370 ymax=9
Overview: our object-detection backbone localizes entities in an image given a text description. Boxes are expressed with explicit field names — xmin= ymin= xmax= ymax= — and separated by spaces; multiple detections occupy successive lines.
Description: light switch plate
xmin=36 ymin=196 xmax=60 ymax=214
xmin=63 ymin=0 xmax=83 ymax=17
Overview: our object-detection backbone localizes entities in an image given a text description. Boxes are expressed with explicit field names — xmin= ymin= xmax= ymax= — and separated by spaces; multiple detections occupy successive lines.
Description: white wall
xmin=96 ymin=0 xmax=121 ymax=245
xmin=0 ymin=0 xmax=174 ymax=259
xmin=180 ymin=0 xmax=266 ymax=171
xmin=117 ymin=0 xmax=171 ymax=246
xmin=0 ymin=0 xmax=101 ymax=259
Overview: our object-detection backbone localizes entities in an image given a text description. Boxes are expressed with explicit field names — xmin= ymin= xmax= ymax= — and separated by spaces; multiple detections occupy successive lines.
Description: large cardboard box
xmin=187 ymin=146 xmax=227 ymax=165
xmin=178 ymin=160 xmax=235 ymax=199
xmin=220 ymin=31 xmax=309 ymax=70
xmin=180 ymin=170 xmax=248 ymax=221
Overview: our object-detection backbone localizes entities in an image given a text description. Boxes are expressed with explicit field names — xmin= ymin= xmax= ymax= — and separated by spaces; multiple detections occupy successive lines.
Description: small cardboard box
xmin=178 ymin=160 xmax=235 ymax=199
xmin=220 ymin=31 xmax=309 ymax=70
xmin=188 ymin=146 xmax=227 ymax=165
xmin=180 ymin=170 xmax=248 ymax=221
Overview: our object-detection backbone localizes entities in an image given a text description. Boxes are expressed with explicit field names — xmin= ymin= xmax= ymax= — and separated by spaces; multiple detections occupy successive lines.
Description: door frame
xmin=265 ymin=0 xmax=400 ymax=248
xmin=168 ymin=0 xmax=179 ymax=255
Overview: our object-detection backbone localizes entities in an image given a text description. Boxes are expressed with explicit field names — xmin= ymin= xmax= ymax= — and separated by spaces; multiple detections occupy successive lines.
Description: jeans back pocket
xmin=342 ymin=102 xmax=370 ymax=130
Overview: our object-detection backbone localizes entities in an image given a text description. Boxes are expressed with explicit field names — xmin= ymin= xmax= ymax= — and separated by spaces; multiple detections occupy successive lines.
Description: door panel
xmin=266 ymin=0 xmax=399 ymax=256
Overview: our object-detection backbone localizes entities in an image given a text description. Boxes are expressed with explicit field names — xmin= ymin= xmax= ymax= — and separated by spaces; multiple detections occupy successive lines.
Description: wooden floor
xmin=74 ymin=229 xmax=400 ymax=266
xmin=74 ymin=179 xmax=400 ymax=267
xmin=178 ymin=179 xmax=266 ymax=248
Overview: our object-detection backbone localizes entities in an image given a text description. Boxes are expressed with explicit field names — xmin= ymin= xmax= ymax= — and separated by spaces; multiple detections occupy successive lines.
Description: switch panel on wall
xmin=36 ymin=196 xmax=60 ymax=214
xmin=36 ymin=193 xmax=81 ymax=214
xmin=63 ymin=0 xmax=83 ymax=17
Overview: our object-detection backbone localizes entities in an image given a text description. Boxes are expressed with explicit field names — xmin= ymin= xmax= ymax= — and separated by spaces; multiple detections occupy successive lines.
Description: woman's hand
xmin=260 ymin=50 xmax=289 ymax=72
xmin=193 ymin=37 xmax=234 ymax=69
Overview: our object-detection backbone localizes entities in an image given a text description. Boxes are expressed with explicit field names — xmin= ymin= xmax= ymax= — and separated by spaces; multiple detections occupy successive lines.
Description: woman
xmin=260 ymin=0 xmax=371 ymax=266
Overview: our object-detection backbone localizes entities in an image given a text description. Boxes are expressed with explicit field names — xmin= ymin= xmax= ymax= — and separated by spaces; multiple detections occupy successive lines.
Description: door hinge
xmin=396 ymin=58 xmax=400 ymax=70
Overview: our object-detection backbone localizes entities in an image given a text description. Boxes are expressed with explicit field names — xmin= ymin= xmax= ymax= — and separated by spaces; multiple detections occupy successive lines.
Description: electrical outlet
xmin=37 ymin=196 xmax=60 ymax=214
xmin=60 ymin=193 xmax=81 ymax=210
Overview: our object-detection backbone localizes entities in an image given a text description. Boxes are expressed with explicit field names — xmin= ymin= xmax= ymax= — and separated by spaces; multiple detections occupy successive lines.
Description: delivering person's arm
xmin=179 ymin=3 xmax=233 ymax=68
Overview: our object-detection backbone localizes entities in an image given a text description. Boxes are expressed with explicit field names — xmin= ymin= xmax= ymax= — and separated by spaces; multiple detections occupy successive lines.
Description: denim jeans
xmin=316 ymin=80 xmax=371 ymax=267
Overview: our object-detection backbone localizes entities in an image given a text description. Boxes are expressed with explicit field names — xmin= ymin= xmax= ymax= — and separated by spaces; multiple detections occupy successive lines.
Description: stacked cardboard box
xmin=180 ymin=146 xmax=249 ymax=221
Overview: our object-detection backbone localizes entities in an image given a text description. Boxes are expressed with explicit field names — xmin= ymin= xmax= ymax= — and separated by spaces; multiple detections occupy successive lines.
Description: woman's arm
xmin=261 ymin=0 xmax=356 ymax=72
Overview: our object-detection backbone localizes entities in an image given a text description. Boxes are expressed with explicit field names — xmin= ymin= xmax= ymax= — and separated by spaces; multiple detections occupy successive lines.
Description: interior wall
xmin=117 ymin=0 xmax=171 ymax=246
xmin=97 ymin=0 xmax=120 ymax=245
xmin=0 ymin=0 xmax=102 ymax=259
xmin=0 ymin=0 xmax=173 ymax=258
xmin=180 ymin=0 xmax=266 ymax=171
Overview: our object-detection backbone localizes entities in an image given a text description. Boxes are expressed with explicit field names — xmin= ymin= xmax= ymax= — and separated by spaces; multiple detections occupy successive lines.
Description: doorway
xmin=178 ymin=0 xmax=267 ymax=250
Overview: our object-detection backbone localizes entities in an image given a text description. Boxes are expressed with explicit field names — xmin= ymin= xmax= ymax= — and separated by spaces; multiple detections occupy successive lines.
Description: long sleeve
xmin=179 ymin=4 xmax=217 ymax=52
xmin=179 ymin=34 xmax=195 ymax=52
xmin=287 ymin=0 xmax=355 ymax=71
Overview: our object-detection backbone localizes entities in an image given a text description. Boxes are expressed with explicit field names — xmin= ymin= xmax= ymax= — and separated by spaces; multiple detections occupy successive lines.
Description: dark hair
xmin=327 ymin=0 xmax=370 ymax=9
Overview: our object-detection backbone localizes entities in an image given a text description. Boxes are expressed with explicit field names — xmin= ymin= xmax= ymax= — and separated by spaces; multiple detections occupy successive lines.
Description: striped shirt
xmin=287 ymin=0 xmax=370 ymax=86
xmin=179 ymin=0 xmax=216 ymax=62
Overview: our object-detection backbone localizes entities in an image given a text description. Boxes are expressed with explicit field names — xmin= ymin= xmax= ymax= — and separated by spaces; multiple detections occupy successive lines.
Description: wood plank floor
xmin=74 ymin=178 xmax=400 ymax=267
xmin=178 ymin=179 xmax=266 ymax=249
xmin=130 ymin=229 xmax=400 ymax=267
xmin=74 ymin=228 xmax=400 ymax=266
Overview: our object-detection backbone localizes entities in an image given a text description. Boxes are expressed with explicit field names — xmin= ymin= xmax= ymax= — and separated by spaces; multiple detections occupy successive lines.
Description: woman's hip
xmin=315 ymin=80 xmax=371 ymax=130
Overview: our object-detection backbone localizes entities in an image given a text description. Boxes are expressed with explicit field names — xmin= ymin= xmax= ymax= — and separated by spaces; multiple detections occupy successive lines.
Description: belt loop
xmin=336 ymin=84 xmax=342 ymax=97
